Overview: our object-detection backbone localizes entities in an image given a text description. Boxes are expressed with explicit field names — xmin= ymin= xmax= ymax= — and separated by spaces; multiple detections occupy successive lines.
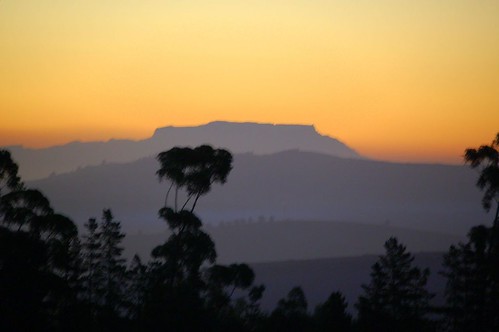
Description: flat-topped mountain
xmin=4 ymin=121 xmax=360 ymax=180
xmin=151 ymin=121 xmax=359 ymax=158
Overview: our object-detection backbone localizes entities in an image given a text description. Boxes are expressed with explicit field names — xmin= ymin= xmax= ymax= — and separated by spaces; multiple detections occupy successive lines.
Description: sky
xmin=1 ymin=0 xmax=498 ymax=164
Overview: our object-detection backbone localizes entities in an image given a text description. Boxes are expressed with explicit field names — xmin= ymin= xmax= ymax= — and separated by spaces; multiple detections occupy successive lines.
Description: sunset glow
xmin=1 ymin=0 xmax=498 ymax=163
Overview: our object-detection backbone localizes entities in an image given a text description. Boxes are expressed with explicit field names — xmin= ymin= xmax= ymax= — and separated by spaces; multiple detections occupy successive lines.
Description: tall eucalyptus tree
xmin=464 ymin=132 xmax=499 ymax=218
xmin=441 ymin=133 xmax=499 ymax=332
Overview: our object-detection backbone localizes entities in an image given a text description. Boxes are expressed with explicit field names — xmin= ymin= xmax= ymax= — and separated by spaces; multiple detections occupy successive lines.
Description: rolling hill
xmin=249 ymin=252 xmax=446 ymax=313
xmin=27 ymin=150 xmax=489 ymax=236
xmin=123 ymin=220 xmax=462 ymax=263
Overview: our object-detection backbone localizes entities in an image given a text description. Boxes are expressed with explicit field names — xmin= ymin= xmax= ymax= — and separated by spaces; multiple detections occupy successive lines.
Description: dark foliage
xmin=442 ymin=225 xmax=499 ymax=332
xmin=3 ymin=136 xmax=499 ymax=331
xmin=78 ymin=209 xmax=130 ymax=330
xmin=266 ymin=286 xmax=313 ymax=332
xmin=313 ymin=291 xmax=352 ymax=332
xmin=356 ymin=237 xmax=434 ymax=332
xmin=157 ymin=145 xmax=232 ymax=212
xmin=438 ymin=133 xmax=499 ymax=331
xmin=464 ymin=133 xmax=499 ymax=212
xmin=140 ymin=145 xmax=265 ymax=332
xmin=0 ymin=150 xmax=80 ymax=331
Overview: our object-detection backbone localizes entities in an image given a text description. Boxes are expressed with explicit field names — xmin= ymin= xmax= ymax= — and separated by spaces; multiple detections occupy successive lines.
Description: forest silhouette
xmin=0 ymin=133 xmax=498 ymax=331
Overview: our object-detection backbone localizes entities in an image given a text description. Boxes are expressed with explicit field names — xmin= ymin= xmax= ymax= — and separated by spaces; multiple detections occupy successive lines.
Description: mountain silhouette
xmin=28 ymin=150 xmax=489 ymax=236
xmin=6 ymin=121 xmax=360 ymax=180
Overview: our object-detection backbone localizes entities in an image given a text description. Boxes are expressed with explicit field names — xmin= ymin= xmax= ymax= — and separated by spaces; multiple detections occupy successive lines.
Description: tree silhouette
xmin=442 ymin=225 xmax=499 ymax=332
xmin=203 ymin=263 xmax=264 ymax=331
xmin=2 ymin=146 xmax=274 ymax=331
xmin=125 ymin=254 xmax=148 ymax=320
xmin=205 ymin=263 xmax=255 ymax=307
xmin=268 ymin=286 xmax=312 ymax=332
xmin=157 ymin=145 xmax=232 ymax=212
xmin=464 ymin=133 xmax=499 ymax=214
xmin=356 ymin=237 xmax=434 ymax=332
xmin=313 ymin=291 xmax=352 ymax=332
xmin=233 ymin=284 xmax=266 ymax=332
xmin=150 ymin=209 xmax=216 ymax=293
xmin=0 ymin=149 xmax=80 ymax=331
xmin=439 ymin=133 xmax=499 ymax=331
xmin=143 ymin=145 xmax=243 ymax=332
xmin=151 ymin=146 xmax=232 ymax=307
xmin=82 ymin=217 xmax=103 ymax=308
xmin=99 ymin=209 xmax=127 ymax=315
xmin=0 ymin=150 xmax=22 ymax=196
xmin=80 ymin=209 xmax=128 ymax=326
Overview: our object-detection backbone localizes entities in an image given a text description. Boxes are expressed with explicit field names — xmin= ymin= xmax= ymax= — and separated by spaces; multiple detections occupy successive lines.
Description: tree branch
xmin=164 ymin=181 xmax=174 ymax=208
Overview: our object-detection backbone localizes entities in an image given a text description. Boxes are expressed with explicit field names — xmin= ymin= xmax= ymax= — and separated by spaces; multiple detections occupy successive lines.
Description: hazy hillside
xmin=249 ymin=252 xmax=445 ymax=313
xmin=6 ymin=121 xmax=360 ymax=180
xmin=28 ymin=150 xmax=489 ymax=235
xmin=123 ymin=220 xmax=462 ymax=263
xmin=29 ymin=151 xmax=489 ymax=235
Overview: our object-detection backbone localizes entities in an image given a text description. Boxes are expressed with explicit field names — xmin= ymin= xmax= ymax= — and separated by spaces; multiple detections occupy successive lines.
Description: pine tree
xmin=268 ymin=287 xmax=312 ymax=332
xmin=125 ymin=255 xmax=148 ymax=320
xmin=99 ymin=209 xmax=127 ymax=313
xmin=314 ymin=291 xmax=352 ymax=332
xmin=356 ymin=237 xmax=434 ymax=332
xmin=81 ymin=210 xmax=127 ymax=316
xmin=81 ymin=217 xmax=102 ymax=308
xmin=442 ymin=225 xmax=499 ymax=332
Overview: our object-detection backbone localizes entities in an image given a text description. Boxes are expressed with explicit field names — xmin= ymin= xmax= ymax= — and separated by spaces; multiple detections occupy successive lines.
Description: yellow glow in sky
xmin=1 ymin=0 xmax=498 ymax=164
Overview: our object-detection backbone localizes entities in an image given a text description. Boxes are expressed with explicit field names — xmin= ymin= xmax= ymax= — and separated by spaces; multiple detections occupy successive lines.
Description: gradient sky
xmin=1 ymin=0 xmax=498 ymax=164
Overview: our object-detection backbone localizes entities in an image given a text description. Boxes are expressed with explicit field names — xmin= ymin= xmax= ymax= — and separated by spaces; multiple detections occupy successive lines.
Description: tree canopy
xmin=156 ymin=145 xmax=232 ymax=212
xmin=356 ymin=237 xmax=434 ymax=332
xmin=464 ymin=133 xmax=499 ymax=213
xmin=6 ymin=135 xmax=499 ymax=331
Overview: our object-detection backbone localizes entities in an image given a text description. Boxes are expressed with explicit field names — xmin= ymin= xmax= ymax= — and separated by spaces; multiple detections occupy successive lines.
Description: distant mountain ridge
xmin=4 ymin=121 xmax=360 ymax=180
xmin=28 ymin=150 xmax=489 ymax=236
xmin=151 ymin=121 xmax=359 ymax=158
xmin=122 ymin=220 xmax=462 ymax=264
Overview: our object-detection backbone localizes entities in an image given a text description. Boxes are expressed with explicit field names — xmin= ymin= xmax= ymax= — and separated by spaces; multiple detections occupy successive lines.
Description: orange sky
xmin=1 ymin=0 xmax=498 ymax=164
